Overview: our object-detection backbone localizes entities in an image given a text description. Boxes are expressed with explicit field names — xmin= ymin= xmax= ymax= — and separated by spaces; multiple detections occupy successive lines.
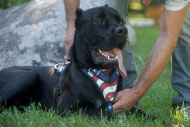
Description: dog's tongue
xmin=112 ymin=48 xmax=127 ymax=78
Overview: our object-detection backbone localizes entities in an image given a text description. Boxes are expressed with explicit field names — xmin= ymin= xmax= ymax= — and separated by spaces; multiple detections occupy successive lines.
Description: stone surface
xmin=0 ymin=0 xmax=136 ymax=69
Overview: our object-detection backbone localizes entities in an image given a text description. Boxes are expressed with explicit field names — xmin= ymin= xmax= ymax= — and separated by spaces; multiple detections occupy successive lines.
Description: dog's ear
xmin=105 ymin=4 xmax=108 ymax=7
xmin=75 ymin=8 xmax=83 ymax=28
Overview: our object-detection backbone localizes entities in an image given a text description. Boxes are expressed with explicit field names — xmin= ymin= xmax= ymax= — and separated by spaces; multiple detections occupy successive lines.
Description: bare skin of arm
xmin=113 ymin=2 xmax=190 ymax=113
xmin=64 ymin=0 xmax=80 ymax=58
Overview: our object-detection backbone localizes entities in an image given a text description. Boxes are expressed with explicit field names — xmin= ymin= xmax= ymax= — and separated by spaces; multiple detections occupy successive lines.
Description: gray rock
xmin=0 ymin=0 xmax=67 ymax=69
xmin=0 ymin=0 xmax=136 ymax=69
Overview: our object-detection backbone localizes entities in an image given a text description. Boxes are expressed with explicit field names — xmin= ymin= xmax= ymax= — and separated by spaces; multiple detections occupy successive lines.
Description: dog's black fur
xmin=0 ymin=6 xmax=128 ymax=119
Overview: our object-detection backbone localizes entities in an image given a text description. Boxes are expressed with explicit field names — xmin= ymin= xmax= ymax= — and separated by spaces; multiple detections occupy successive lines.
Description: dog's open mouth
xmin=92 ymin=48 xmax=127 ymax=78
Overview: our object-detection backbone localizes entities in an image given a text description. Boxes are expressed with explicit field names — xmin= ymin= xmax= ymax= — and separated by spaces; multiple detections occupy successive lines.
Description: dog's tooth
xmin=99 ymin=50 xmax=104 ymax=56
xmin=99 ymin=50 xmax=107 ymax=57
xmin=106 ymin=55 xmax=118 ymax=61
xmin=115 ymin=55 xmax=118 ymax=59
xmin=98 ymin=49 xmax=101 ymax=54
xmin=107 ymin=55 xmax=110 ymax=60
xmin=111 ymin=58 xmax=115 ymax=60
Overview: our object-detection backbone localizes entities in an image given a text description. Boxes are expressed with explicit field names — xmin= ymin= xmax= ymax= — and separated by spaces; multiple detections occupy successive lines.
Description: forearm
xmin=133 ymin=5 xmax=189 ymax=98
xmin=64 ymin=0 xmax=80 ymax=25
xmin=64 ymin=0 xmax=80 ymax=58
xmin=134 ymin=32 xmax=176 ymax=96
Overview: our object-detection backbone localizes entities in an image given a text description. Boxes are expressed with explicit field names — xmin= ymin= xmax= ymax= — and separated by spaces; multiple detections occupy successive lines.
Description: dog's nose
xmin=115 ymin=26 xmax=128 ymax=36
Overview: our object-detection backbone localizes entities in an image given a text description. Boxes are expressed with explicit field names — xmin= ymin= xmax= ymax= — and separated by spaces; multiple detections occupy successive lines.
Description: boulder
xmin=0 ymin=0 xmax=98 ymax=69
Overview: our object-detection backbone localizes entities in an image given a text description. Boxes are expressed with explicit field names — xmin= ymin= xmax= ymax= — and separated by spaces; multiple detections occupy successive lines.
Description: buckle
xmin=54 ymin=63 xmax=61 ymax=74
xmin=54 ymin=61 xmax=71 ymax=74
xmin=96 ymin=70 xmax=101 ymax=76
xmin=115 ymin=68 xmax=119 ymax=75
xmin=107 ymin=102 xmax=113 ymax=113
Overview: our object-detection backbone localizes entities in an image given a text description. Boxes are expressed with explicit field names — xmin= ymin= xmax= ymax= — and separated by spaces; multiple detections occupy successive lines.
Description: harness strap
xmin=89 ymin=68 xmax=119 ymax=82
xmin=54 ymin=61 xmax=71 ymax=99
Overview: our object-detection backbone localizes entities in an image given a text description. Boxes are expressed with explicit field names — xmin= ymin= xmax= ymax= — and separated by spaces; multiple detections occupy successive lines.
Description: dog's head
xmin=70 ymin=6 xmax=128 ymax=78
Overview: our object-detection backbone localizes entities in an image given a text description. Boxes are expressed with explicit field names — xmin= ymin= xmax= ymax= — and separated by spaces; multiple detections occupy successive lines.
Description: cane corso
xmin=0 ymin=6 xmax=128 ymax=119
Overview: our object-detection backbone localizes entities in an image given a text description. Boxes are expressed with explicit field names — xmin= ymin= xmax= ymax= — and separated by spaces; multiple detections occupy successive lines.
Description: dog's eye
xmin=119 ymin=21 xmax=123 ymax=25
xmin=95 ymin=20 xmax=102 ymax=24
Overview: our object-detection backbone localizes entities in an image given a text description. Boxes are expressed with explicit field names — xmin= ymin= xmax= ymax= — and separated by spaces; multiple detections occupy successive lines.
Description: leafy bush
xmin=0 ymin=0 xmax=31 ymax=9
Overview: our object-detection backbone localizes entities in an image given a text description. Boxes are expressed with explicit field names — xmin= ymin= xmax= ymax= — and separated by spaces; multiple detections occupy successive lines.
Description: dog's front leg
xmin=84 ymin=108 xmax=114 ymax=120
xmin=57 ymin=91 xmax=77 ymax=116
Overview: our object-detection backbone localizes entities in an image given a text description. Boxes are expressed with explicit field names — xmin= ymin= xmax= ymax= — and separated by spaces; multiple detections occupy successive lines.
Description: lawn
xmin=0 ymin=26 xmax=189 ymax=127
xmin=1 ymin=0 xmax=190 ymax=126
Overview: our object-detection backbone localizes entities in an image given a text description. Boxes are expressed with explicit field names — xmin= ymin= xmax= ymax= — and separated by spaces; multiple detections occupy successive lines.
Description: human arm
xmin=64 ymin=0 xmax=80 ymax=59
xmin=113 ymin=3 xmax=190 ymax=113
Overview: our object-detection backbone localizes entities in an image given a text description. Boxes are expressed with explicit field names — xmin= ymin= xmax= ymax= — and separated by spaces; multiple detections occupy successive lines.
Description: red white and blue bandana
xmin=87 ymin=69 xmax=119 ymax=102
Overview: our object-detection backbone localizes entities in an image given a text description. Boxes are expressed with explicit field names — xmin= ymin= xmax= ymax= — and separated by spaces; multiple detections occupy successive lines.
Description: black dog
xmin=0 ymin=6 xmax=128 ymax=119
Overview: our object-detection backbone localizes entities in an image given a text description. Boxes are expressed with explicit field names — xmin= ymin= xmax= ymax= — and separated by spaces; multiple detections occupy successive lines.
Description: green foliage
xmin=129 ymin=2 xmax=145 ymax=11
xmin=127 ymin=12 xmax=147 ymax=19
xmin=0 ymin=0 xmax=31 ymax=9
xmin=0 ymin=26 xmax=189 ymax=126
xmin=172 ymin=103 xmax=190 ymax=126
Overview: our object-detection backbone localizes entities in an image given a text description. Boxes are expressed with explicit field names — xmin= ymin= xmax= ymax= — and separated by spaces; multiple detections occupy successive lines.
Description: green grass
xmin=0 ymin=26 xmax=189 ymax=126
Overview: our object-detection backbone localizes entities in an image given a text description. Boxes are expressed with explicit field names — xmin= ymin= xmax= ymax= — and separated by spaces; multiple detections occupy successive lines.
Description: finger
xmin=113 ymin=92 xmax=121 ymax=103
xmin=142 ymin=0 xmax=151 ymax=6
xmin=114 ymin=105 xmax=131 ymax=114
xmin=113 ymin=100 xmax=123 ymax=110
xmin=114 ymin=108 xmax=123 ymax=114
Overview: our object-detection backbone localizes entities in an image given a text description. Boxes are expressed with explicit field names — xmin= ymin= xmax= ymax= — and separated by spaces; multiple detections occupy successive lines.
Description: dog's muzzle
xmin=114 ymin=25 xmax=128 ymax=37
